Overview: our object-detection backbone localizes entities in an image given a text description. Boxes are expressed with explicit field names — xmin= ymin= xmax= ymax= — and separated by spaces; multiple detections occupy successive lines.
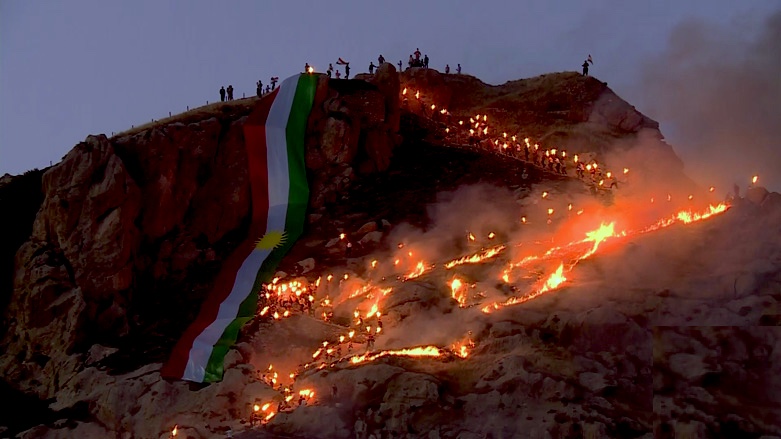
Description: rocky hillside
xmin=1 ymin=65 xmax=779 ymax=439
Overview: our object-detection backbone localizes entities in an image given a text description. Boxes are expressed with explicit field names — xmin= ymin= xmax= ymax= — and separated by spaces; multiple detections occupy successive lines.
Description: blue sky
xmin=1 ymin=1 xmax=778 ymax=189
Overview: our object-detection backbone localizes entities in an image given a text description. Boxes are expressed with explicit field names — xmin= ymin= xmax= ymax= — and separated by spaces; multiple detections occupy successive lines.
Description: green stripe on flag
xmin=202 ymin=74 xmax=318 ymax=382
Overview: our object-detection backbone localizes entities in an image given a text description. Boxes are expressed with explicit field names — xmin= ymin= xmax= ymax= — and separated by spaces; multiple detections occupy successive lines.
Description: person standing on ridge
xmin=327 ymin=63 xmax=334 ymax=78
xmin=335 ymin=70 xmax=341 ymax=79
xmin=582 ymin=60 xmax=589 ymax=76
xmin=414 ymin=48 xmax=421 ymax=60
xmin=457 ymin=63 xmax=462 ymax=74
xmin=345 ymin=63 xmax=350 ymax=79
xmin=378 ymin=54 xmax=385 ymax=65
xmin=408 ymin=55 xmax=414 ymax=68
xmin=271 ymin=76 xmax=278 ymax=90
xmin=423 ymin=54 xmax=429 ymax=68
xmin=369 ymin=62 xmax=376 ymax=74
xmin=256 ymin=80 xmax=262 ymax=97
xmin=227 ymin=85 xmax=234 ymax=100
xmin=398 ymin=60 xmax=402 ymax=71
xmin=304 ymin=62 xmax=310 ymax=73
xmin=219 ymin=86 xmax=226 ymax=102
xmin=445 ymin=64 xmax=450 ymax=74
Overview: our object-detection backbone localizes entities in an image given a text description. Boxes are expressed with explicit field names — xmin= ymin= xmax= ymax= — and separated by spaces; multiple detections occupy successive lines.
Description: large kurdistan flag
xmin=161 ymin=73 xmax=318 ymax=382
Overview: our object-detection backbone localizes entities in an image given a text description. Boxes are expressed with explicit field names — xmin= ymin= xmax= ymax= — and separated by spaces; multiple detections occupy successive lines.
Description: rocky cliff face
xmin=4 ymin=67 xmax=776 ymax=439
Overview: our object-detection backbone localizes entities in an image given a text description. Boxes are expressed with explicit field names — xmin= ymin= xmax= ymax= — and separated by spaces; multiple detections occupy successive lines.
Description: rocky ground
xmin=1 ymin=66 xmax=780 ymax=439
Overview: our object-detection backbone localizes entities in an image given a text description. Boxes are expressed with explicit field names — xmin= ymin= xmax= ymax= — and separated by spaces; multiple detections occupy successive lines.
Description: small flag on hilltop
xmin=336 ymin=57 xmax=349 ymax=65
xmin=587 ymin=54 xmax=593 ymax=65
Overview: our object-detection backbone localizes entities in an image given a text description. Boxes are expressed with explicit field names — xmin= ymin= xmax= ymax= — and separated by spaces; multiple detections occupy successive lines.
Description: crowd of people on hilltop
xmin=218 ymin=48 xmax=467 ymax=102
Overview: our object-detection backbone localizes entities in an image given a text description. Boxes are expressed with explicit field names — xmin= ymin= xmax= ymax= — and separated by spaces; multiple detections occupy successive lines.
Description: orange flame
xmin=350 ymin=346 xmax=442 ymax=364
xmin=539 ymin=263 xmax=567 ymax=293
xmin=444 ymin=245 xmax=505 ymax=269
xmin=403 ymin=261 xmax=431 ymax=281
xmin=449 ymin=277 xmax=467 ymax=307
xmin=172 ymin=425 xmax=178 ymax=437
xmin=752 ymin=175 xmax=758 ymax=184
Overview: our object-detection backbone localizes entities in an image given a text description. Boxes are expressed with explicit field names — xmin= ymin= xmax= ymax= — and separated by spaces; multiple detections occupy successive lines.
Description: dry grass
xmin=112 ymin=96 xmax=262 ymax=138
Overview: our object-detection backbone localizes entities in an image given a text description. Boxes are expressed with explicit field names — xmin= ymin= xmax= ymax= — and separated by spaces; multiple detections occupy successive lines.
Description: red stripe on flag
xmin=161 ymin=89 xmax=279 ymax=379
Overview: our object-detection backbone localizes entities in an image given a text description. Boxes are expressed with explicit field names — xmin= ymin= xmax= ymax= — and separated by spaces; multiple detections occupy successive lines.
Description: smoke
xmin=639 ymin=10 xmax=781 ymax=193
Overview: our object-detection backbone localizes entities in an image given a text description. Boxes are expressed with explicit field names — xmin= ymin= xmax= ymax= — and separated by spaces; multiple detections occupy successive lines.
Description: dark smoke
xmin=640 ymin=9 xmax=781 ymax=192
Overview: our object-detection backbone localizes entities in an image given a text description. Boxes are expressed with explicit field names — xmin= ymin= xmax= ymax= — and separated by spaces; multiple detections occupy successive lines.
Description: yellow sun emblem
xmin=255 ymin=230 xmax=287 ymax=250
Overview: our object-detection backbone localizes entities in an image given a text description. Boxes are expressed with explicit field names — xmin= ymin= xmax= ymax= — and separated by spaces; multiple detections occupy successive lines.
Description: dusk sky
xmin=2 ymin=1 xmax=779 ymax=189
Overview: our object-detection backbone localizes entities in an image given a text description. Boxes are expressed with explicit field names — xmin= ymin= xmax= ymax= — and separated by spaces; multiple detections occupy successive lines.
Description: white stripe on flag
xmin=264 ymin=75 xmax=299 ymax=234
xmin=181 ymin=75 xmax=300 ymax=382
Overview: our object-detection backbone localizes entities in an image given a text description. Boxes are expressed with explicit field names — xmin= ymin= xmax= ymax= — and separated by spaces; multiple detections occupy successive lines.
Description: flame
xmin=486 ymin=204 xmax=730 ymax=313
xmin=583 ymin=222 xmax=616 ymax=258
xmin=371 ymin=260 xmax=378 ymax=268
xmin=431 ymin=104 xmax=436 ymax=110
xmin=265 ymin=412 xmax=275 ymax=421
xmin=340 ymin=233 xmax=345 ymax=240
xmin=262 ymin=403 xmax=271 ymax=411
xmin=307 ymin=66 xmax=314 ymax=73
xmin=542 ymin=191 xmax=548 ymax=198
xmin=752 ymin=175 xmax=758 ymax=184
xmin=488 ymin=232 xmax=496 ymax=239
xmin=539 ymin=263 xmax=567 ymax=293
xmin=468 ymin=232 xmax=476 ymax=241
xmin=415 ymin=90 xmax=420 ymax=99
xmin=449 ymin=277 xmax=467 ymax=307
xmin=172 ymin=425 xmax=178 ymax=437
xmin=452 ymin=338 xmax=474 ymax=358
xmin=254 ymin=404 xmax=260 ymax=412
xmin=444 ymin=245 xmax=505 ymax=269
xmin=349 ymin=346 xmax=442 ymax=364
xmin=402 ymin=88 xmax=407 ymax=95
xmin=623 ymin=167 xmax=629 ymax=174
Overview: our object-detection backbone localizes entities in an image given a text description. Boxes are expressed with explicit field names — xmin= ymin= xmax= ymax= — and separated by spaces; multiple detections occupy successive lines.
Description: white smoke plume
xmin=640 ymin=9 xmax=781 ymax=192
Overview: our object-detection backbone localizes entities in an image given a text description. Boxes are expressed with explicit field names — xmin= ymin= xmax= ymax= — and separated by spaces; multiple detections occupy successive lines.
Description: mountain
xmin=1 ymin=64 xmax=779 ymax=439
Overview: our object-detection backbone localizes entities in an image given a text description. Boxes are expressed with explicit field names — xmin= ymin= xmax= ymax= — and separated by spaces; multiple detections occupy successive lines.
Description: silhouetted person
xmin=582 ymin=60 xmax=589 ymax=76
xmin=335 ymin=70 xmax=341 ymax=79
xmin=414 ymin=48 xmax=421 ymax=60
xmin=304 ymin=62 xmax=310 ymax=73
xmin=398 ymin=60 xmax=402 ymax=71
xmin=445 ymin=64 xmax=450 ymax=74
xmin=271 ymin=76 xmax=278 ymax=90
xmin=327 ymin=63 xmax=334 ymax=78
xmin=369 ymin=62 xmax=376 ymax=74
xmin=423 ymin=54 xmax=429 ymax=68
xmin=378 ymin=54 xmax=385 ymax=64
xmin=265 ymin=84 xmax=271 ymax=93
xmin=256 ymin=80 xmax=262 ymax=97
xmin=345 ymin=63 xmax=350 ymax=79
xmin=457 ymin=63 xmax=462 ymax=74
xmin=220 ymin=86 xmax=226 ymax=102
xmin=408 ymin=55 xmax=414 ymax=67
xmin=227 ymin=85 xmax=234 ymax=100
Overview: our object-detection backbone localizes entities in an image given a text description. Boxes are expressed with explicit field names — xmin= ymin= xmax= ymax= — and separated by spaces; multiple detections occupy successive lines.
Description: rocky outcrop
xmin=0 ymin=73 xmax=404 ymax=408
xmin=3 ymin=68 xmax=779 ymax=439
